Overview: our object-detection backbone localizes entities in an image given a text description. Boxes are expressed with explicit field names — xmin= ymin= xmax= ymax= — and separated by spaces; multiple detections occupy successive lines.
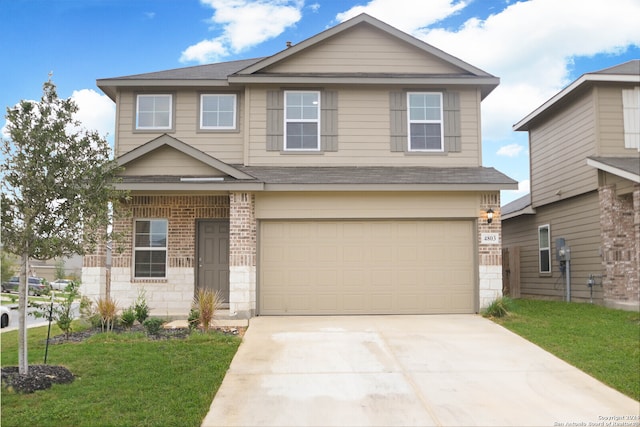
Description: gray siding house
xmin=502 ymin=60 xmax=640 ymax=310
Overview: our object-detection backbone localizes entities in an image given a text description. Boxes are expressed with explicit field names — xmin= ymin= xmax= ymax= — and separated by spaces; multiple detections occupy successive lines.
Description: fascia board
xmin=115 ymin=182 xmax=264 ymax=191
xmin=587 ymin=158 xmax=640 ymax=183
xmin=513 ymin=74 xmax=640 ymax=131
xmin=262 ymin=183 xmax=519 ymax=191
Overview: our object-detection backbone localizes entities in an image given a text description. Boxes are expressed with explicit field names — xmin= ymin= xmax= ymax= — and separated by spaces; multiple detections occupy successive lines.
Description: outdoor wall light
xmin=486 ymin=208 xmax=494 ymax=224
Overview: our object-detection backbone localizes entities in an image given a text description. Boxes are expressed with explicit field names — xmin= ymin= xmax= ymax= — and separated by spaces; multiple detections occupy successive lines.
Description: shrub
xmin=120 ymin=307 xmax=136 ymax=330
xmin=193 ymin=289 xmax=223 ymax=332
xmin=143 ymin=317 xmax=164 ymax=335
xmin=188 ymin=308 xmax=200 ymax=331
xmin=483 ymin=296 xmax=514 ymax=318
xmin=134 ymin=289 xmax=150 ymax=324
xmin=96 ymin=296 xmax=118 ymax=332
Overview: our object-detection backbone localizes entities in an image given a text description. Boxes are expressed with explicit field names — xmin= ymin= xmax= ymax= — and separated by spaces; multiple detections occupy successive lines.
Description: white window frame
xmin=407 ymin=92 xmax=444 ymax=152
xmin=538 ymin=224 xmax=551 ymax=274
xmin=136 ymin=94 xmax=173 ymax=130
xmin=200 ymin=94 xmax=237 ymax=130
xmin=622 ymin=87 xmax=640 ymax=150
xmin=134 ymin=219 xmax=168 ymax=279
xmin=284 ymin=90 xmax=321 ymax=151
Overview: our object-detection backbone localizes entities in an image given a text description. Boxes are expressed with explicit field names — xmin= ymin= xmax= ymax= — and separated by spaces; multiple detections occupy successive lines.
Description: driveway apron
xmin=201 ymin=315 xmax=639 ymax=427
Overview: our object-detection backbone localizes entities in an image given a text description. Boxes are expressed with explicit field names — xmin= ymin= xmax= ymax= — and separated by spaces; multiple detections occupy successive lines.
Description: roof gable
xmin=236 ymin=14 xmax=493 ymax=78
xmin=117 ymin=134 xmax=254 ymax=180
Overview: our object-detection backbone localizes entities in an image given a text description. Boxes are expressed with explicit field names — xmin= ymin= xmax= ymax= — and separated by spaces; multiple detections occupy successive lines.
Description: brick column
xmin=478 ymin=192 xmax=502 ymax=309
xmin=229 ymin=192 xmax=257 ymax=318
xmin=599 ymin=184 xmax=639 ymax=303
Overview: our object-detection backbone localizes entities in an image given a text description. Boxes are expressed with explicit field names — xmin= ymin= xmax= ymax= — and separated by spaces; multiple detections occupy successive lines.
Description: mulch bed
xmin=1 ymin=323 xmax=245 ymax=394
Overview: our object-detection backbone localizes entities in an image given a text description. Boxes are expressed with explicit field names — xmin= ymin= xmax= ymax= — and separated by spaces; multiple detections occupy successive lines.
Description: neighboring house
xmin=502 ymin=60 xmax=640 ymax=311
xmin=82 ymin=14 xmax=516 ymax=318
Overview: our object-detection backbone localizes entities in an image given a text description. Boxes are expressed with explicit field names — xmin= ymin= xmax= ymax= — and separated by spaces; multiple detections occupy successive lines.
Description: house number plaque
xmin=481 ymin=233 xmax=500 ymax=244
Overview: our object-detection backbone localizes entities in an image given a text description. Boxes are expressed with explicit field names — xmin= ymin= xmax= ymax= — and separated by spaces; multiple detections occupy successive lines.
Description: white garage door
xmin=259 ymin=220 xmax=475 ymax=315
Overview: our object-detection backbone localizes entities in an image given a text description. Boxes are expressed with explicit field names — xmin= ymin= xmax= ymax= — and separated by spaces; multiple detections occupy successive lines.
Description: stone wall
xmin=599 ymin=184 xmax=640 ymax=304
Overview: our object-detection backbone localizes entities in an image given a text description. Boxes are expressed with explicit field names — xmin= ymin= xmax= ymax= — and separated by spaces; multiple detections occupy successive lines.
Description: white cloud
xmin=334 ymin=0 xmax=640 ymax=143
xmin=497 ymin=143 xmax=524 ymax=158
xmin=71 ymin=89 xmax=115 ymax=140
xmin=336 ymin=0 xmax=468 ymax=32
xmin=417 ymin=0 xmax=640 ymax=141
xmin=181 ymin=0 xmax=304 ymax=63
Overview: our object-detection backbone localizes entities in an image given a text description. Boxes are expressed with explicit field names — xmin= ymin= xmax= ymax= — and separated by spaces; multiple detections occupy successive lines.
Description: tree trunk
xmin=18 ymin=252 xmax=29 ymax=375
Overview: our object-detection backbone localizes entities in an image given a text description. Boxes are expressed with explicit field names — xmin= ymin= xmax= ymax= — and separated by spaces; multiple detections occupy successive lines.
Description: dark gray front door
xmin=197 ymin=219 xmax=229 ymax=302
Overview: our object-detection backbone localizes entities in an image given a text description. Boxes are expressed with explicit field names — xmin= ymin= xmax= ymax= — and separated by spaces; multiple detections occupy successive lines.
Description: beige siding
xmin=502 ymin=191 xmax=604 ymax=303
xmin=265 ymin=25 xmax=466 ymax=75
xmin=595 ymin=85 xmax=639 ymax=156
xmin=247 ymin=86 xmax=482 ymax=167
xmin=116 ymin=89 xmax=244 ymax=164
xmin=120 ymin=145 xmax=225 ymax=176
xmin=255 ymin=191 xmax=480 ymax=219
xmin=530 ymin=88 xmax=598 ymax=207
xmin=600 ymin=171 xmax=636 ymax=196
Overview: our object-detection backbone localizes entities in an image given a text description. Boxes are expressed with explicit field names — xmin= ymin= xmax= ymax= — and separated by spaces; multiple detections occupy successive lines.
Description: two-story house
xmin=82 ymin=14 xmax=516 ymax=318
xmin=502 ymin=60 xmax=640 ymax=310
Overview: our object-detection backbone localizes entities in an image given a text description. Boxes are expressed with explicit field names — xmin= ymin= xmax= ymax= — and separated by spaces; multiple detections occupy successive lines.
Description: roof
xmin=97 ymin=13 xmax=499 ymax=101
xmin=238 ymin=165 xmax=515 ymax=188
xmin=514 ymin=59 xmax=640 ymax=131
xmin=586 ymin=156 xmax=640 ymax=183
xmin=501 ymin=193 xmax=535 ymax=220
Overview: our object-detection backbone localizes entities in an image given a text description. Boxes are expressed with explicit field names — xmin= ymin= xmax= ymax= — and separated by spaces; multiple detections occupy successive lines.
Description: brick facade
xmin=478 ymin=192 xmax=503 ymax=308
xmin=599 ymin=184 xmax=640 ymax=303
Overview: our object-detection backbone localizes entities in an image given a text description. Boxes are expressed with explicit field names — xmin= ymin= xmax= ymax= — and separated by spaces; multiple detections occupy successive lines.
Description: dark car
xmin=1 ymin=276 xmax=47 ymax=295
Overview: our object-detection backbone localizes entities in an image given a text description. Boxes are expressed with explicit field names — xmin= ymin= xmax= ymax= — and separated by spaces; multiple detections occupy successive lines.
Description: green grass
xmin=492 ymin=299 xmax=640 ymax=401
xmin=1 ymin=323 xmax=242 ymax=427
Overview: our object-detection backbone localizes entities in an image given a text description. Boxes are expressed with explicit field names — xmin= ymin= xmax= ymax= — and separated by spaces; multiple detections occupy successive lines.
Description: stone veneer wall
xmin=599 ymin=184 xmax=640 ymax=303
xmin=229 ymin=192 xmax=257 ymax=318
xmin=108 ymin=195 xmax=229 ymax=315
xmin=478 ymin=192 xmax=503 ymax=309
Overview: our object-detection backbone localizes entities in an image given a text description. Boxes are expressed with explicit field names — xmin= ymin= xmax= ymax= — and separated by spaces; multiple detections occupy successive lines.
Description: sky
xmin=2 ymin=0 xmax=639 ymax=206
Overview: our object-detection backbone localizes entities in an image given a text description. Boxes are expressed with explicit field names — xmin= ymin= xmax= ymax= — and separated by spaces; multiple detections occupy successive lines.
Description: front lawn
xmin=492 ymin=299 xmax=640 ymax=401
xmin=1 ymin=323 xmax=241 ymax=427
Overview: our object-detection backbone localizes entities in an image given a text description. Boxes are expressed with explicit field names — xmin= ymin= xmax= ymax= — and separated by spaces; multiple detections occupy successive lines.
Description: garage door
xmin=259 ymin=220 xmax=475 ymax=315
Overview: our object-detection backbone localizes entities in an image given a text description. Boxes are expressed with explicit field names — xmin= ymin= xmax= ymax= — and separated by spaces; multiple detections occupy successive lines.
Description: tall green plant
xmin=1 ymin=77 xmax=127 ymax=374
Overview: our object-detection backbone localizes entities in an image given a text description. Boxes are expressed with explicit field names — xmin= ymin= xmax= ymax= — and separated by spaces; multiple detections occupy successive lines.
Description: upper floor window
xmin=538 ymin=224 xmax=551 ymax=274
xmin=200 ymin=94 xmax=237 ymax=130
xmin=285 ymin=91 xmax=320 ymax=150
xmin=134 ymin=219 xmax=167 ymax=278
xmin=136 ymin=94 xmax=172 ymax=130
xmin=407 ymin=92 xmax=443 ymax=152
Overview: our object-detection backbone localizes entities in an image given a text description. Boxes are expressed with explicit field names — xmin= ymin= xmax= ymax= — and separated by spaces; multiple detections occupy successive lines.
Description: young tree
xmin=1 ymin=78 xmax=125 ymax=374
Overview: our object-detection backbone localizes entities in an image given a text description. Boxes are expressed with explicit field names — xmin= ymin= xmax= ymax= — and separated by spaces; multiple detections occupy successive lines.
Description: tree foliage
xmin=1 ymin=78 xmax=126 ymax=374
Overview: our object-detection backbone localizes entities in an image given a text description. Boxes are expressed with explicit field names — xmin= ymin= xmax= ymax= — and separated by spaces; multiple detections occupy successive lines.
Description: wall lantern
xmin=486 ymin=208 xmax=494 ymax=224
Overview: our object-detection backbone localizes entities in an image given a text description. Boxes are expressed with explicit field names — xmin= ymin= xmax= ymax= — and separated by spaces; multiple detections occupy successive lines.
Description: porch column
xmin=229 ymin=192 xmax=257 ymax=318
xmin=80 ymin=227 xmax=108 ymax=301
xmin=478 ymin=192 xmax=503 ymax=309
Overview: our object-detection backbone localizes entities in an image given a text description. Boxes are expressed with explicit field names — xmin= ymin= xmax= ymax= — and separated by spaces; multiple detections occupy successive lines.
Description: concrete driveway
xmin=202 ymin=315 xmax=639 ymax=427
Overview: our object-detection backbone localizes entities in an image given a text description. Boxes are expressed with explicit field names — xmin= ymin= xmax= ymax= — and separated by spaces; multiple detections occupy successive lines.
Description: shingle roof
xmin=501 ymin=193 xmax=531 ymax=215
xmin=592 ymin=60 xmax=640 ymax=75
xmin=101 ymin=57 xmax=264 ymax=81
xmin=237 ymin=166 xmax=516 ymax=186
xmin=587 ymin=156 xmax=640 ymax=182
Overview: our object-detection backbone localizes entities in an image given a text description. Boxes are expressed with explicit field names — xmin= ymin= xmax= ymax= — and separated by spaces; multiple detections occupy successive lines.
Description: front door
xmin=197 ymin=219 xmax=230 ymax=303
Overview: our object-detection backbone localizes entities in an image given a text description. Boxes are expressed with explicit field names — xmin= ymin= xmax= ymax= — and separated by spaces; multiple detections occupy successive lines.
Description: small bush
xmin=483 ymin=296 xmax=514 ymax=318
xmin=188 ymin=308 xmax=200 ymax=331
xmin=120 ymin=307 xmax=136 ymax=329
xmin=134 ymin=289 xmax=150 ymax=324
xmin=143 ymin=317 xmax=164 ymax=335
xmin=193 ymin=289 xmax=223 ymax=332
xmin=96 ymin=296 xmax=118 ymax=332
